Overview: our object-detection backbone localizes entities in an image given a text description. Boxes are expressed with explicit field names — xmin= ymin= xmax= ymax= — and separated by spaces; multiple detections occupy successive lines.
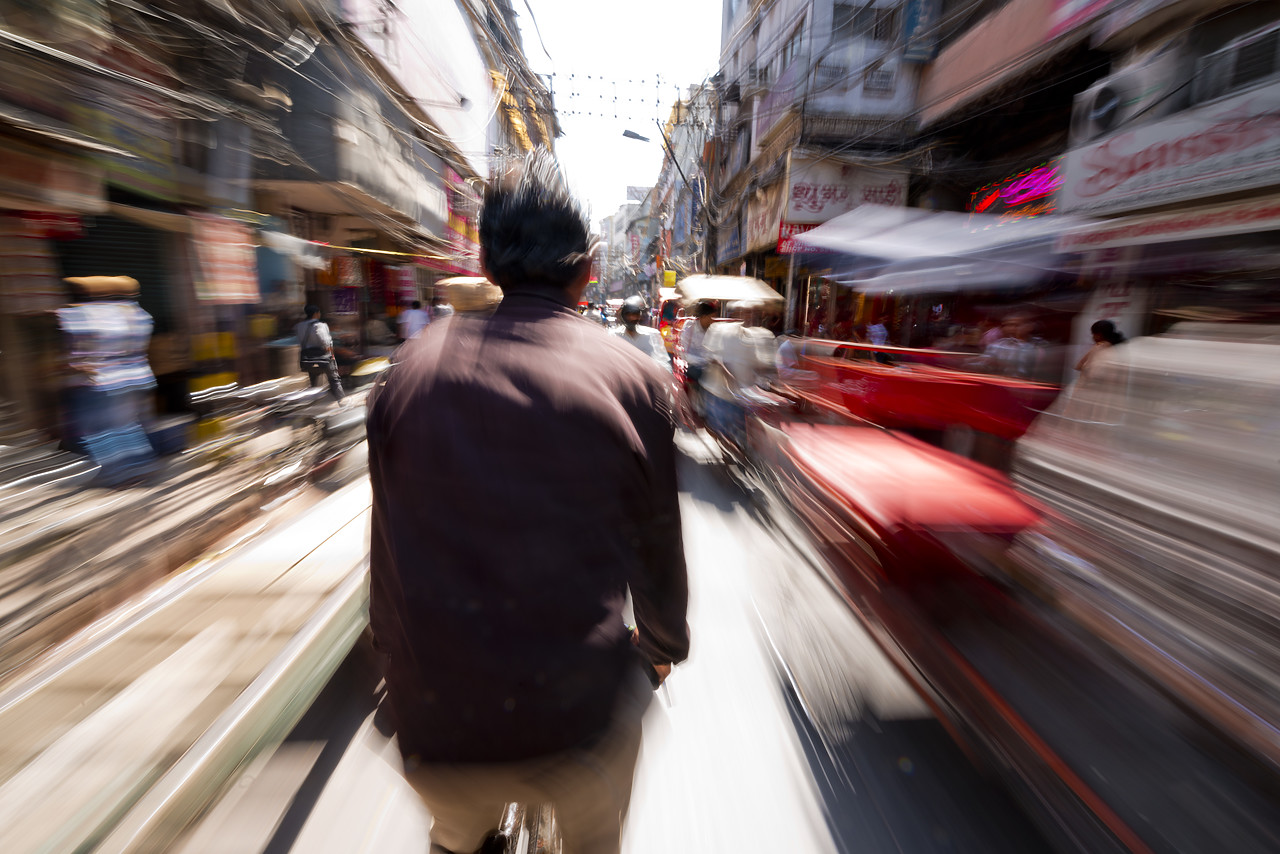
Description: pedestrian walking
xmin=367 ymin=149 xmax=689 ymax=854
xmin=677 ymin=299 xmax=717 ymax=415
xmin=295 ymin=304 xmax=345 ymax=402
xmin=398 ymin=300 xmax=431 ymax=341
xmin=431 ymin=293 xmax=455 ymax=321
xmin=57 ymin=275 xmax=158 ymax=483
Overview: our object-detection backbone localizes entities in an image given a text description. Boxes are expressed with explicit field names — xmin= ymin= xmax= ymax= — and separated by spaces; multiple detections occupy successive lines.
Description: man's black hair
xmin=305 ymin=304 xmax=320 ymax=318
xmin=412 ymin=300 xmax=422 ymax=309
xmin=479 ymin=149 xmax=597 ymax=293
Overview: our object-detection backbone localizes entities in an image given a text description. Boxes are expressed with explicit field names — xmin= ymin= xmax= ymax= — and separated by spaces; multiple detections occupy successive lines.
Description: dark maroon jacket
xmin=367 ymin=291 xmax=690 ymax=763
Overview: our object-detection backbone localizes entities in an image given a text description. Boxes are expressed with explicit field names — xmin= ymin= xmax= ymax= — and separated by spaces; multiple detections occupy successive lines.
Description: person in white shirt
xmin=398 ymin=300 xmax=431 ymax=341
xmin=432 ymin=295 xmax=455 ymax=321
xmin=775 ymin=330 xmax=819 ymax=388
xmin=677 ymin=300 xmax=715 ymax=376
xmin=701 ymin=310 xmax=777 ymax=445
xmin=611 ymin=296 xmax=671 ymax=373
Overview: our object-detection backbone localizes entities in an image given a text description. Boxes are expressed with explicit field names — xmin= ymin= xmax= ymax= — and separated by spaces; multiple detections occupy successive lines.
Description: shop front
xmin=782 ymin=156 xmax=908 ymax=335
xmin=1054 ymin=77 xmax=1280 ymax=366
xmin=0 ymin=137 xmax=108 ymax=434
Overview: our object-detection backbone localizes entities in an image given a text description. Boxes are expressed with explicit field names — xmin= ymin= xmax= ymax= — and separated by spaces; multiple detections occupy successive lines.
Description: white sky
xmin=517 ymin=0 xmax=724 ymax=224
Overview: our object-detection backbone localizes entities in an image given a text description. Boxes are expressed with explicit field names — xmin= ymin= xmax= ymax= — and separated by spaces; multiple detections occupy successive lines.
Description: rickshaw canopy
xmin=676 ymin=275 xmax=784 ymax=306
xmin=437 ymin=277 xmax=502 ymax=312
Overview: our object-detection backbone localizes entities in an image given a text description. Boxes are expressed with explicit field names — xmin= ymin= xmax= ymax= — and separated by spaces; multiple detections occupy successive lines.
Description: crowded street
xmin=166 ymin=435 xmax=1050 ymax=854
xmin=3 ymin=0 xmax=1280 ymax=851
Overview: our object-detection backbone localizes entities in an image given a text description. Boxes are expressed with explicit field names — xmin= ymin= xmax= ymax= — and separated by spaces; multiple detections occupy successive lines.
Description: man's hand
xmin=630 ymin=625 xmax=672 ymax=688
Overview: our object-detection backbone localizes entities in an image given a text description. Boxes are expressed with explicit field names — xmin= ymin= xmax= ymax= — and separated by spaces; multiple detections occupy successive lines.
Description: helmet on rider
xmin=620 ymin=296 xmax=646 ymax=331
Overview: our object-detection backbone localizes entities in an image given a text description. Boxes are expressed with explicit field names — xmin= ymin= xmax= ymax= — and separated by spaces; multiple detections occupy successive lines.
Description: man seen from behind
xmin=366 ymin=149 xmax=690 ymax=854
xmin=398 ymin=299 xmax=431 ymax=341
xmin=296 ymin=304 xmax=345 ymax=403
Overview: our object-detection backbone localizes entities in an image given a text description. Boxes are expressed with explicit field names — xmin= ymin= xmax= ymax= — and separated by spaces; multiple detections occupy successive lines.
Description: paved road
xmin=181 ymin=436 xmax=1051 ymax=853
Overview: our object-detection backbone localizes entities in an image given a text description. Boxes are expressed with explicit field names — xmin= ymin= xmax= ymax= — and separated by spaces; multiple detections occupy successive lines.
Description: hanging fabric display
xmin=190 ymin=212 xmax=260 ymax=304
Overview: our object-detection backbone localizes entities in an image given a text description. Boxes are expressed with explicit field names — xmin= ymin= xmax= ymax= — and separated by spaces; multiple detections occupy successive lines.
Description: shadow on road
xmin=776 ymin=670 xmax=1052 ymax=854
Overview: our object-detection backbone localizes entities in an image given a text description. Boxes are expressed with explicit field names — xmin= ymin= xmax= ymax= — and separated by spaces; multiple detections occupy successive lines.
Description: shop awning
xmin=796 ymin=204 xmax=1090 ymax=294
xmin=0 ymin=101 xmax=136 ymax=159
xmin=796 ymin=204 xmax=1088 ymax=260
xmin=1055 ymin=194 xmax=1280 ymax=253
xmin=836 ymin=253 xmax=1059 ymax=296
xmin=108 ymin=203 xmax=192 ymax=234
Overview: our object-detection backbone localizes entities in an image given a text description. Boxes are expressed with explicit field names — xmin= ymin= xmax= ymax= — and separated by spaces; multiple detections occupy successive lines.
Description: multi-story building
xmin=1053 ymin=1 xmax=1280 ymax=347
xmin=653 ymin=85 xmax=716 ymax=282
xmin=707 ymin=0 xmax=928 ymax=321
xmin=0 ymin=0 xmax=555 ymax=435
xmin=598 ymin=194 xmax=653 ymax=300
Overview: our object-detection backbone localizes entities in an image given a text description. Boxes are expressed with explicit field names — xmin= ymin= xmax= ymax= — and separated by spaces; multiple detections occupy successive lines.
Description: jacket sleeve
xmin=628 ymin=374 xmax=691 ymax=667
xmin=365 ymin=374 xmax=400 ymax=656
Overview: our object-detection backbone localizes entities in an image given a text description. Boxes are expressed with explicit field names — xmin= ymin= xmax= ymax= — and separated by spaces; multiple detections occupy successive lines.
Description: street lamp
xmin=622 ymin=122 xmax=690 ymax=189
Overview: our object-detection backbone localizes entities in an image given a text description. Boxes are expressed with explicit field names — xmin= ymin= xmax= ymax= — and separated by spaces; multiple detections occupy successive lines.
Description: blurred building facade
xmin=598 ymin=194 xmax=652 ymax=300
xmin=1053 ymin=1 xmax=1280 ymax=345
xmin=705 ymin=0 xmax=929 ymax=317
xmin=0 ymin=0 xmax=555 ymax=435
xmin=652 ymin=85 xmax=716 ymax=289
xmin=673 ymin=0 xmax=1279 ymax=352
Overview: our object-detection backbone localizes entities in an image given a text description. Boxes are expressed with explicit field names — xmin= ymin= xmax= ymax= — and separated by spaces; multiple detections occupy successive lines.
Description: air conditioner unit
xmin=1192 ymin=24 xmax=1280 ymax=105
xmin=1071 ymin=44 xmax=1190 ymax=144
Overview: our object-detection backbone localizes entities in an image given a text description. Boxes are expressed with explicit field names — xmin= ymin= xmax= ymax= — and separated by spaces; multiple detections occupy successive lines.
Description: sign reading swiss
xmin=1057 ymin=80 xmax=1280 ymax=216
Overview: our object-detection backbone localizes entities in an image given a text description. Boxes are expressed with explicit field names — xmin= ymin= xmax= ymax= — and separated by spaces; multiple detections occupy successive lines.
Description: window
xmin=864 ymin=67 xmax=896 ymax=95
xmin=833 ymin=3 xmax=901 ymax=43
xmin=833 ymin=3 xmax=857 ymax=39
xmin=873 ymin=6 xmax=901 ymax=42
xmin=782 ymin=22 xmax=804 ymax=68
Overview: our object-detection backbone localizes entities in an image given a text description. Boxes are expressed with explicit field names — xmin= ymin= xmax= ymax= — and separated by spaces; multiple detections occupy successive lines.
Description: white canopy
xmin=797 ymin=205 xmax=1090 ymax=259
xmin=676 ymin=275 xmax=785 ymax=305
xmin=794 ymin=205 xmax=1092 ymax=294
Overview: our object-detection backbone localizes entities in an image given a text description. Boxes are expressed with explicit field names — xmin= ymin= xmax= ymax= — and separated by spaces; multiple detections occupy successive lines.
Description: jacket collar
xmin=493 ymin=289 xmax=577 ymax=315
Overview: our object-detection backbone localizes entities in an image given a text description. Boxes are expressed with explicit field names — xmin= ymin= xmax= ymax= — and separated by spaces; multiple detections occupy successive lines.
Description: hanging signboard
xmin=333 ymin=255 xmax=362 ymax=287
xmin=787 ymin=159 xmax=907 ymax=224
xmin=1057 ymin=80 xmax=1280 ymax=215
xmin=777 ymin=222 xmax=822 ymax=254
xmin=1056 ymin=193 xmax=1280 ymax=252
xmin=331 ymin=287 xmax=359 ymax=315
xmin=442 ymin=168 xmax=481 ymax=274
xmin=902 ymin=0 xmax=942 ymax=63
xmin=71 ymin=49 xmax=179 ymax=202
xmin=716 ymin=219 xmax=742 ymax=266
xmin=1048 ymin=0 xmax=1120 ymax=41
xmin=191 ymin=212 xmax=260 ymax=304
xmin=745 ymin=180 xmax=788 ymax=253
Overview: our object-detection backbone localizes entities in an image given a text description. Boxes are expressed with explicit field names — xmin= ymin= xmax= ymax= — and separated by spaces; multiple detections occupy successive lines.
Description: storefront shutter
xmin=53 ymin=215 xmax=173 ymax=333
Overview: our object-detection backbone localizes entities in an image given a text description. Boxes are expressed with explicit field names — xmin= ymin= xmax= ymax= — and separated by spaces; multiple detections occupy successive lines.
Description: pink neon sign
xmin=970 ymin=159 xmax=1063 ymax=215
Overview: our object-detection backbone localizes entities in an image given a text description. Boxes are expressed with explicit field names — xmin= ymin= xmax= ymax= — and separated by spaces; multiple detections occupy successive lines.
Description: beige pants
xmin=405 ymin=671 xmax=652 ymax=854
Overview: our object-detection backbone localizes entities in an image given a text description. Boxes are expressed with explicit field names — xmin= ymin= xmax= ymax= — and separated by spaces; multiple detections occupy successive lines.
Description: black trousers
xmin=305 ymin=358 xmax=345 ymax=401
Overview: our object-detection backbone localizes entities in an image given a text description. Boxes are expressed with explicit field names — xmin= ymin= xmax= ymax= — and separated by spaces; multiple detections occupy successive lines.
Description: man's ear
xmin=566 ymin=259 xmax=592 ymax=303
